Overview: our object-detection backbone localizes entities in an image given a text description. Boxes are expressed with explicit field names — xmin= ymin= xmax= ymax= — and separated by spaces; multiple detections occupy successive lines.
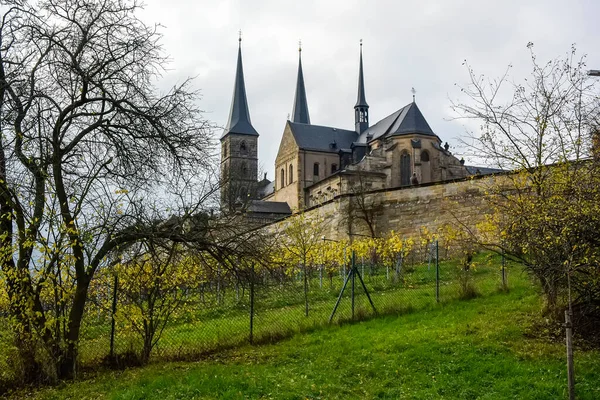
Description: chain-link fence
xmin=65 ymin=244 xmax=512 ymax=371
xmin=0 ymin=243 xmax=514 ymax=389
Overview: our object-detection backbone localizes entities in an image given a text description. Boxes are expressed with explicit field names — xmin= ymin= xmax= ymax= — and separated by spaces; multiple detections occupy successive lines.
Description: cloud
xmin=140 ymin=0 xmax=600 ymax=177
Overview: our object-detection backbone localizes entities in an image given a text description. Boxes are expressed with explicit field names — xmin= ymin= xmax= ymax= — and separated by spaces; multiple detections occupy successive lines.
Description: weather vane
xmin=238 ymin=30 xmax=242 ymax=45
xmin=411 ymin=87 xmax=416 ymax=102
xmin=360 ymin=38 xmax=363 ymax=46
xmin=299 ymin=39 xmax=302 ymax=52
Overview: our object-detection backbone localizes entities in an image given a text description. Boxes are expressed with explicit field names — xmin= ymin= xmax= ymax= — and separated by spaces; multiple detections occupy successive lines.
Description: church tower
xmin=354 ymin=41 xmax=369 ymax=134
xmin=220 ymin=36 xmax=259 ymax=211
xmin=291 ymin=43 xmax=311 ymax=124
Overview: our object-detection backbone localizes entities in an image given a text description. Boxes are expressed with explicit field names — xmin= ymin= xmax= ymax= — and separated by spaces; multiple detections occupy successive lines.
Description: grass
xmin=11 ymin=266 xmax=600 ymax=399
xmin=73 ymin=255 xmax=502 ymax=364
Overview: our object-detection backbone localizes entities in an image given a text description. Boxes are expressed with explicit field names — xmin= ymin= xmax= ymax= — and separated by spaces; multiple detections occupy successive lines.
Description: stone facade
xmin=220 ymin=133 xmax=259 ymax=209
xmin=266 ymin=174 xmax=496 ymax=243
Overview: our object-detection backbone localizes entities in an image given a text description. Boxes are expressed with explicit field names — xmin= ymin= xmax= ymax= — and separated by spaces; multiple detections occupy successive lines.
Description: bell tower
xmin=220 ymin=34 xmax=259 ymax=211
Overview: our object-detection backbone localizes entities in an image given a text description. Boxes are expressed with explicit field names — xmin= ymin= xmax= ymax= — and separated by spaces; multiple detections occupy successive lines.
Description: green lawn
xmin=12 ymin=267 xmax=600 ymax=399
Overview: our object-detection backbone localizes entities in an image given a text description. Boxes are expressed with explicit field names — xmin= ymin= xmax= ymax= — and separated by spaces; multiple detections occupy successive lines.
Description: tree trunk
xmin=59 ymin=274 xmax=91 ymax=379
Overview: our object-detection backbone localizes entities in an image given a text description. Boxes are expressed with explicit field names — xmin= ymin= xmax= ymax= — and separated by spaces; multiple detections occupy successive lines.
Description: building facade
xmin=221 ymin=40 xmax=488 ymax=214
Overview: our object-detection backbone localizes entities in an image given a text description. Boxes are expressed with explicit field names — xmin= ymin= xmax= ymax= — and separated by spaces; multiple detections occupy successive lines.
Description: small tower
xmin=291 ymin=42 xmax=311 ymax=124
xmin=354 ymin=40 xmax=369 ymax=134
xmin=220 ymin=34 xmax=259 ymax=211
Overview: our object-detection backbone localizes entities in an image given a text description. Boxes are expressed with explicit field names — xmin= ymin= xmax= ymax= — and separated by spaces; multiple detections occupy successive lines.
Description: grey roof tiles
xmin=288 ymin=122 xmax=358 ymax=153
xmin=221 ymin=42 xmax=258 ymax=139
xmin=291 ymin=50 xmax=311 ymax=124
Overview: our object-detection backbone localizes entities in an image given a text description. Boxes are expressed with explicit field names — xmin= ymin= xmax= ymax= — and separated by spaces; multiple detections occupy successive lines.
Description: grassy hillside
xmin=13 ymin=267 xmax=600 ymax=400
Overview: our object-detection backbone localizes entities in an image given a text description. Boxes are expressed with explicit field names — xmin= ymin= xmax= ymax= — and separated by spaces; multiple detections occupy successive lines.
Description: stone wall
xmin=266 ymin=174 xmax=496 ymax=242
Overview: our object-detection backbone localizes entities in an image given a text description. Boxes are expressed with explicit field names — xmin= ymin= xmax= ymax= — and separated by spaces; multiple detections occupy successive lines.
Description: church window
xmin=289 ymin=164 xmax=293 ymax=183
xmin=280 ymin=168 xmax=285 ymax=188
xmin=421 ymin=150 xmax=430 ymax=162
xmin=240 ymin=141 xmax=247 ymax=153
xmin=400 ymin=151 xmax=411 ymax=186
xmin=331 ymin=164 xmax=338 ymax=173
xmin=240 ymin=162 xmax=248 ymax=178
xmin=313 ymin=163 xmax=319 ymax=177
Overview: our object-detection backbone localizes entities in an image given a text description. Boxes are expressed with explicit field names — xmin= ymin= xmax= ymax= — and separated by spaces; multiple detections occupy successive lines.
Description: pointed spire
xmin=291 ymin=41 xmax=311 ymax=124
xmin=354 ymin=40 xmax=369 ymax=134
xmin=222 ymin=33 xmax=258 ymax=139
xmin=355 ymin=40 xmax=368 ymax=108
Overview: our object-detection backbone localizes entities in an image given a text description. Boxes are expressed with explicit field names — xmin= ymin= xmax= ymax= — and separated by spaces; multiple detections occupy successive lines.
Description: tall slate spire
xmin=222 ymin=36 xmax=258 ymax=139
xmin=291 ymin=43 xmax=311 ymax=124
xmin=354 ymin=40 xmax=369 ymax=134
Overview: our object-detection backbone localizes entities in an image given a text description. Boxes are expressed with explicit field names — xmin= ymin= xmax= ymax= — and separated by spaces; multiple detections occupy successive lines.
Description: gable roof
xmin=357 ymin=102 xmax=437 ymax=143
xmin=288 ymin=122 xmax=358 ymax=153
xmin=247 ymin=200 xmax=291 ymax=215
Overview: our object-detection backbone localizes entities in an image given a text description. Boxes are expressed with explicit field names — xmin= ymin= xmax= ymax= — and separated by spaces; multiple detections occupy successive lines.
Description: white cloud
xmin=140 ymin=0 xmax=600 ymax=177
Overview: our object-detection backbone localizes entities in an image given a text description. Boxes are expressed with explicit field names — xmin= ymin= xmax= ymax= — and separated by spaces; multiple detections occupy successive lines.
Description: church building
xmin=220 ymin=39 xmax=481 ymax=215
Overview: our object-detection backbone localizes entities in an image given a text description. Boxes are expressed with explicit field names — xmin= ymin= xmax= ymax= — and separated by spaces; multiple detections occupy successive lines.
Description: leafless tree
xmin=0 ymin=0 xmax=244 ymax=381
xmin=451 ymin=44 xmax=600 ymax=325
xmin=342 ymin=169 xmax=383 ymax=238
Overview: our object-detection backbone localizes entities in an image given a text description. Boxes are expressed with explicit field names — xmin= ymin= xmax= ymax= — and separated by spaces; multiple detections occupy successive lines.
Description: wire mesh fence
xmin=63 ymin=243 xmax=512 ymax=371
xmin=0 ymin=241 xmax=515 ymax=388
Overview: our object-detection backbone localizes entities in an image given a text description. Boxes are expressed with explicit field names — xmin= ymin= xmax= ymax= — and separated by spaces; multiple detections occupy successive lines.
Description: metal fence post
xmin=565 ymin=310 xmax=575 ymax=400
xmin=249 ymin=264 xmax=255 ymax=345
xmin=435 ymin=240 xmax=440 ymax=303
xmin=501 ymin=249 xmax=507 ymax=289
xmin=109 ymin=274 xmax=118 ymax=359
xmin=351 ymin=251 xmax=356 ymax=320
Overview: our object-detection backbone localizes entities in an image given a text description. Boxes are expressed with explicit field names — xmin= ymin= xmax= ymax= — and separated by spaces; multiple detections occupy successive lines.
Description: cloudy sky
xmin=140 ymin=0 xmax=600 ymax=178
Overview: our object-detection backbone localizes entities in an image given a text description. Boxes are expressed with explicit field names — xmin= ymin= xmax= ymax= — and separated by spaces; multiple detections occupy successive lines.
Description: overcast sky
xmin=140 ymin=0 xmax=600 ymax=178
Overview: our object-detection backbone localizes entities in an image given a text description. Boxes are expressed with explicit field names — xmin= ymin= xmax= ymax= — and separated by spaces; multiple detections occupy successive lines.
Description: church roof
xmin=291 ymin=48 xmax=311 ymax=124
xmin=221 ymin=41 xmax=258 ymax=139
xmin=358 ymin=102 xmax=437 ymax=143
xmin=288 ymin=121 xmax=358 ymax=153
xmin=247 ymin=200 xmax=291 ymax=215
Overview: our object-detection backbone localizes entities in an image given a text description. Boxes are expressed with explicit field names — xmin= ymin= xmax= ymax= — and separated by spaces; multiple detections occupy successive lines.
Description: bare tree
xmin=0 ymin=0 xmax=227 ymax=381
xmin=451 ymin=44 xmax=600 ymax=325
xmin=342 ymin=169 xmax=383 ymax=238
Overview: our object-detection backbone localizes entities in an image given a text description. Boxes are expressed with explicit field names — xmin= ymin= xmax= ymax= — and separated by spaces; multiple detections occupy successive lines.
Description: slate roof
xmin=357 ymin=102 xmax=437 ymax=143
xmin=291 ymin=50 xmax=311 ymax=124
xmin=355 ymin=45 xmax=368 ymax=108
xmin=464 ymin=166 xmax=505 ymax=175
xmin=247 ymin=200 xmax=291 ymax=215
xmin=257 ymin=179 xmax=274 ymax=198
xmin=221 ymin=43 xmax=258 ymax=139
xmin=288 ymin=122 xmax=358 ymax=153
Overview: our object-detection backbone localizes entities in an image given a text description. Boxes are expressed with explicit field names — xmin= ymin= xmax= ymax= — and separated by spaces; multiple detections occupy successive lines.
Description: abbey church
xmin=220 ymin=39 xmax=487 ymax=218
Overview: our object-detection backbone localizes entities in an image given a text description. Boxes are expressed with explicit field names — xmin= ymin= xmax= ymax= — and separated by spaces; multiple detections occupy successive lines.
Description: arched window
xmin=240 ymin=162 xmax=247 ymax=178
xmin=240 ymin=141 xmax=247 ymax=153
xmin=400 ymin=151 xmax=411 ymax=186
xmin=420 ymin=151 xmax=431 ymax=183
xmin=331 ymin=164 xmax=338 ymax=174
xmin=313 ymin=163 xmax=319 ymax=177
xmin=280 ymin=168 xmax=285 ymax=189
xmin=289 ymin=164 xmax=293 ymax=183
